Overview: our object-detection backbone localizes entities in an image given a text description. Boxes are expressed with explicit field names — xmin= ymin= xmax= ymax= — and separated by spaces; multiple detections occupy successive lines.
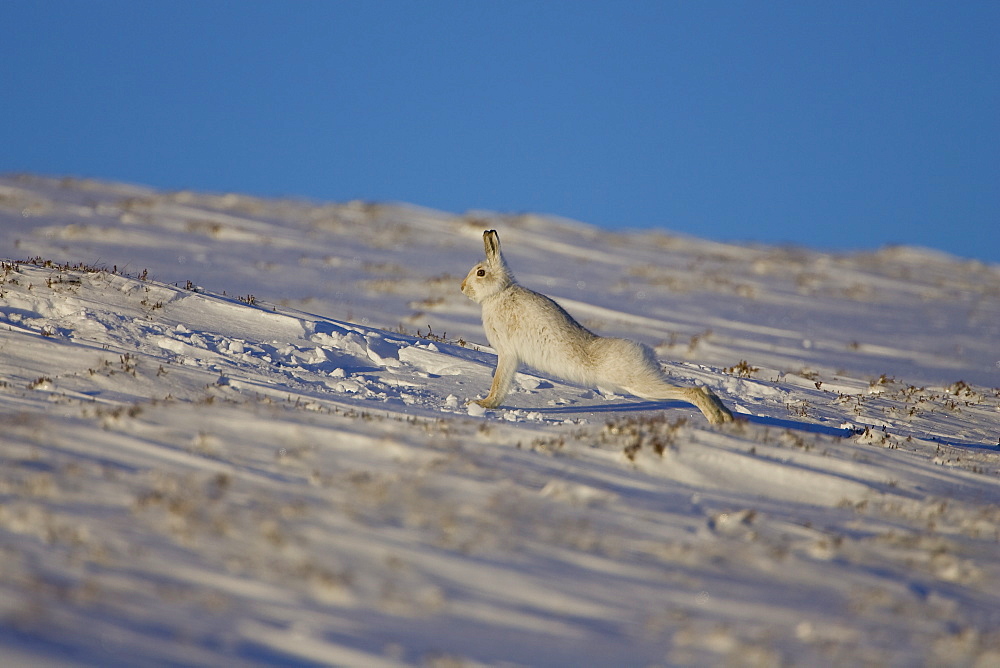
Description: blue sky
xmin=3 ymin=1 xmax=998 ymax=263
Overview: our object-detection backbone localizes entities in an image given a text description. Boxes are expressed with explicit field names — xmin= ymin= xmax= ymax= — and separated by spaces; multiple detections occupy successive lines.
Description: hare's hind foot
xmin=685 ymin=387 xmax=734 ymax=425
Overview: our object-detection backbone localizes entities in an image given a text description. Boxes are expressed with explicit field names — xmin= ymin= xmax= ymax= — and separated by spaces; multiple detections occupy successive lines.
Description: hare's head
xmin=461 ymin=229 xmax=514 ymax=303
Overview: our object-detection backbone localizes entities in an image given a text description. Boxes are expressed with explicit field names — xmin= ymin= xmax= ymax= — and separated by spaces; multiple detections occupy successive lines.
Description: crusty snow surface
xmin=1 ymin=175 xmax=999 ymax=666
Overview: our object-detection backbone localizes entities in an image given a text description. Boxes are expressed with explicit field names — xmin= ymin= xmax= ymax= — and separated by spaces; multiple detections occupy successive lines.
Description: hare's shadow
xmin=539 ymin=400 xmax=852 ymax=438
xmin=539 ymin=400 xmax=995 ymax=450
xmin=741 ymin=413 xmax=993 ymax=450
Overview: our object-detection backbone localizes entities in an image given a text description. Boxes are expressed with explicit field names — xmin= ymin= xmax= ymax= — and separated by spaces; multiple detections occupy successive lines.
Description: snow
xmin=1 ymin=174 xmax=1000 ymax=666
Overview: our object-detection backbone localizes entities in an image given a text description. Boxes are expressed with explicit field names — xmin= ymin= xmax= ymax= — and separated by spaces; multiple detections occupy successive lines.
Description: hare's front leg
xmin=472 ymin=352 xmax=518 ymax=408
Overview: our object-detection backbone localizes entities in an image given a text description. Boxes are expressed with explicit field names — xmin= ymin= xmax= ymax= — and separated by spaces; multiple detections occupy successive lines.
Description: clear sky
xmin=3 ymin=1 xmax=998 ymax=263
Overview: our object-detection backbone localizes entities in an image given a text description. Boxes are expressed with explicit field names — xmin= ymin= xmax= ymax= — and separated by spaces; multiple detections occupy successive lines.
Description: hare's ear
xmin=483 ymin=230 xmax=501 ymax=264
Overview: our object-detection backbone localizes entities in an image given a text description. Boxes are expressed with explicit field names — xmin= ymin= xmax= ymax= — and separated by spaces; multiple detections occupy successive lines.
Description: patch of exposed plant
xmin=725 ymin=360 xmax=760 ymax=378
xmin=602 ymin=414 xmax=689 ymax=461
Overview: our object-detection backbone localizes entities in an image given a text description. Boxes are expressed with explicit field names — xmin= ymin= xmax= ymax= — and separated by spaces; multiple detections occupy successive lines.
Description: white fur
xmin=461 ymin=230 xmax=734 ymax=425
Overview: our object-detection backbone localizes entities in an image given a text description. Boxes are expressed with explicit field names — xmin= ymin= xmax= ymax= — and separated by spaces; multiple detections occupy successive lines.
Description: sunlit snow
xmin=1 ymin=175 xmax=999 ymax=666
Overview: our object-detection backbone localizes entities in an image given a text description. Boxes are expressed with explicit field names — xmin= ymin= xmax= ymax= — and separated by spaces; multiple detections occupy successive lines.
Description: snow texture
xmin=1 ymin=175 xmax=999 ymax=666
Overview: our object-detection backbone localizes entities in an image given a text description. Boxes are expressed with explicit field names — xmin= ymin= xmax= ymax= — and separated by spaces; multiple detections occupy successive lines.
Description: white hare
xmin=460 ymin=230 xmax=733 ymax=425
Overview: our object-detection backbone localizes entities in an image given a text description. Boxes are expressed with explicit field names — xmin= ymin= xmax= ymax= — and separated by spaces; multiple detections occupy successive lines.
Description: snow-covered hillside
xmin=1 ymin=175 xmax=999 ymax=666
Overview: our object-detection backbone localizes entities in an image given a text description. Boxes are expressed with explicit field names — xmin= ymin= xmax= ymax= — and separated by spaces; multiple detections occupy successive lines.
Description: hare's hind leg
xmin=629 ymin=380 xmax=734 ymax=425
xmin=685 ymin=386 xmax=734 ymax=425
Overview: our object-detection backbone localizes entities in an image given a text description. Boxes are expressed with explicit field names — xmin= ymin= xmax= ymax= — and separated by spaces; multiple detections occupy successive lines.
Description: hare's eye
xmin=476 ymin=269 xmax=486 ymax=277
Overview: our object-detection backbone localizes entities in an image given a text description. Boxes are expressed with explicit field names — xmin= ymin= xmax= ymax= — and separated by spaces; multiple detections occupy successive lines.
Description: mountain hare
xmin=461 ymin=230 xmax=734 ymax=425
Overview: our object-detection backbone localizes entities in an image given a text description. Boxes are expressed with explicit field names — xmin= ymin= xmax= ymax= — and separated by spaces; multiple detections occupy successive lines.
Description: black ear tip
xmin=483 ymin=229 xmax=501 ymax=256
